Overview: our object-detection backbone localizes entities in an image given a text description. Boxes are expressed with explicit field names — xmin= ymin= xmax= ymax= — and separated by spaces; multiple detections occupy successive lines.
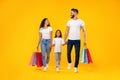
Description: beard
xmin=71 ymin=14 xmax=75 ymax=18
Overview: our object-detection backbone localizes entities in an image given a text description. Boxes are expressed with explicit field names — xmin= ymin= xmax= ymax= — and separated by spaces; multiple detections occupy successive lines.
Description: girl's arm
xmin=37 ymin=32 xmax=42 ymax=50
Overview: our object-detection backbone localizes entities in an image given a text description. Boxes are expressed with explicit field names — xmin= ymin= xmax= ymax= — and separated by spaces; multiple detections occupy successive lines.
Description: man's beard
xmin=71 ymin=15 xmax=75 ymax=18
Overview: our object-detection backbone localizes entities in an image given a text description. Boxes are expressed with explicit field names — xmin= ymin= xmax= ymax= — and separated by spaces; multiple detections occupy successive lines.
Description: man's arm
xmin=64 ymin=26 xmax=70 ymax=43
xmin=81 ymin=26 xmax=87 ymax=46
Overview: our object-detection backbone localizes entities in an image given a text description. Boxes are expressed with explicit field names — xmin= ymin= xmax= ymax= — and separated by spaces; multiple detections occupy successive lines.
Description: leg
xmin=55 ymin=52 xmax=59 ymax=67
xmin=74 ymin=40 xmax=80 ymax=67
xmin=67 ymin=40 xmax=73 ymax=63
xmin=41 ymin=40 xmax=47 ymax=67
xmin=58 ymin=52 xmax=61 ymax=66
xmin=46 ymin=39 xmax=51 ymax=64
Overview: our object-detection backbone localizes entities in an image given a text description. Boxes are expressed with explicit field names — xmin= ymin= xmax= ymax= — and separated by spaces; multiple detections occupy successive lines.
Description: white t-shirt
xmin=67 ymin=19 xmax=85 ymax=40
xmin=53 ymin=38 xmax=65 ymax=52
xmin=39 ymin=27 xmax=52 ymax=39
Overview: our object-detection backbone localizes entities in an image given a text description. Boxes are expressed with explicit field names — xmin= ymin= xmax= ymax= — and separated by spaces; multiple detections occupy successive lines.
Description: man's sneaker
xmin=74 ymin=67 xmax=78 ymax=73
xmin=43 ymin=67 xmax=47 ymax=72
xmin=56 ymin=67 xmax=60 ymax=72
xmin=67 ymin=63 xmax=72 ymax=69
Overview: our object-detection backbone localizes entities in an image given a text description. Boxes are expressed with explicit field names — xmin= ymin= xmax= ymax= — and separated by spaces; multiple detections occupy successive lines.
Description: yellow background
xmin=0 ymin=0 xmax=120 ymax=80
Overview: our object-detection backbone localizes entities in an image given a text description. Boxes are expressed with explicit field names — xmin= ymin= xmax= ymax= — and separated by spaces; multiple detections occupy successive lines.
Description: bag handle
xmin=36 ymin=46 xmax=41 ymax=52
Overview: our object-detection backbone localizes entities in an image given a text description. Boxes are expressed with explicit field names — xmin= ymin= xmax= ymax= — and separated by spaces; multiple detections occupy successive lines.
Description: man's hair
xmin=71 ymin=8 xmax=78 ymax=14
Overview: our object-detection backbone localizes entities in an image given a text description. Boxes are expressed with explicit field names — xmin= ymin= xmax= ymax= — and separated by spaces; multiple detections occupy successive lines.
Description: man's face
xmin=70 ymin=11 xmax=76 ymax=18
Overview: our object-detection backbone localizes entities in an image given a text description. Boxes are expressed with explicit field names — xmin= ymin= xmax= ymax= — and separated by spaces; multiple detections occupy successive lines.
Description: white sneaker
xmin=58 ymin=65 xmax=60 ymax=69
xmin=67 ymin=63 xmax=72 ymax=69
xmin=56 ymin=67 xmax=59 ymax=72
xmin=46 ymin=64 xmax=49 ymax=68
xmin=74 ymin=67 xmax=78 ymax=73
xmin=43 ymin=67 xmax=47 ymax=72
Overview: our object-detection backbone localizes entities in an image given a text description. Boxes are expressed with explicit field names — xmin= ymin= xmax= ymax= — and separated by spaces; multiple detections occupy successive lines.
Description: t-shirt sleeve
xmin=67 ymin=21 xmax=70 ymax=27
xmin=49 ymin=27 xmax=52 ymax=31
xmin=62 ymin=39 xmax=65 ymax=44
xmin=80 ymin=20 xmax=85 ymax=28
xmin=39 ymin=28 xmax=42 ymax=33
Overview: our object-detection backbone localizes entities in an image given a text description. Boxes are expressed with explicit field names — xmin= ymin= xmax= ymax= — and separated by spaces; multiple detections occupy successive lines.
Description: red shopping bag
xmin=86 ymin=48 xmax=93 ymax=63
xmin=36 ymin=52 xmax=43 ymax=67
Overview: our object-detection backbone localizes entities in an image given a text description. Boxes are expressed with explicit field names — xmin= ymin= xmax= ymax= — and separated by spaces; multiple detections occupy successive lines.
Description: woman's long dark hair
xmin=55 ymin=30 xmax=62 ymax=38
xmin=39 ymin=18 xmax=50 ymax=29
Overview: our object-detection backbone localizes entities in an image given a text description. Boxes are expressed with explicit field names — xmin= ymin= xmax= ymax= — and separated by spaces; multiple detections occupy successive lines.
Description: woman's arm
xmin=37 ymin=32 xmax=42 ymax=50
xmin=49 ymin=31 xmax=53 ymax=48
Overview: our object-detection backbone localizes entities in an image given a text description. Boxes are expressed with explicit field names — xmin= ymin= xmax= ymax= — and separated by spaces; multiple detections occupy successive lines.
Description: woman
xmin=37 ymin=18 xmax=52 ymax=72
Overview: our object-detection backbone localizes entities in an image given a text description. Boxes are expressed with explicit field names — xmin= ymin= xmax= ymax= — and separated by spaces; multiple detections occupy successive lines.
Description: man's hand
xmin=84 ymin=41 xmax=87 ymax=47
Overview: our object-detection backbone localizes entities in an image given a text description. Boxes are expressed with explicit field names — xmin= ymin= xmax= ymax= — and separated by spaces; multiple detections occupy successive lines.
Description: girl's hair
xmin=55 ymin=30 xmax=62 ymax=38
xmin=39 ymin=18 xmax=50 ymax=29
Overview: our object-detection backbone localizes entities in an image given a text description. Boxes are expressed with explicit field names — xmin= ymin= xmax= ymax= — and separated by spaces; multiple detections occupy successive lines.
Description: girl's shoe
xmin=56 ymin=67 xmax=60 ymax=72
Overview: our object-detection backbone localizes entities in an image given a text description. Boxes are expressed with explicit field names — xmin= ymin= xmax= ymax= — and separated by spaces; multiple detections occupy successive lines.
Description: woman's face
xmin=56 ymin=31 xmax=61 ymax=37
xmin=45 ymin=19 xmax=49 ymax=26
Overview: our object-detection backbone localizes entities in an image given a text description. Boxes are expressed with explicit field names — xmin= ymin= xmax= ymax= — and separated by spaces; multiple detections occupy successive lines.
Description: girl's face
xmin=56 ymin=31 xmax=61 ymax=37
xmin=45 ymin=19 xmax=49 ymax=26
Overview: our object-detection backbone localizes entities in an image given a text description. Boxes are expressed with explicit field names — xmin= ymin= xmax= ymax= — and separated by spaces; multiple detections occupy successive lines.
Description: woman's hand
xmin=37 ymin=45 xmax=39 ymax=51
xmin=49 ymin=43 xmax=52 ymax=48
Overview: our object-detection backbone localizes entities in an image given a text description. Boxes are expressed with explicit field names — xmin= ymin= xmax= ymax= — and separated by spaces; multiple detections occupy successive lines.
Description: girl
xmin=52 ymin=30 xmax=65 ymax=72
xmin=37 ymin=18 xmax=52 ymax=72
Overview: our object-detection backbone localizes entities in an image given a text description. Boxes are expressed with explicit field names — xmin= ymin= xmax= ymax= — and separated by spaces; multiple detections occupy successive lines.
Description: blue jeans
xmin=67 ymin=40 xmax=81 ymax=67
xmin=55 ymin=52 xmax=61 ymax=67
xmin=41 ymin=39 xmax=51 ymax=67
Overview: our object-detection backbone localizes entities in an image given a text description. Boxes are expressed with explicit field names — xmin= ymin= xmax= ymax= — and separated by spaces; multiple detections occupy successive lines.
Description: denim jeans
xmin=41 ymin=39 xmax=51 ymax=67
xmin=55 ymin=52 xmax=61 ymax=67
xmin=67 ymin=40 xmax=81 ymax=67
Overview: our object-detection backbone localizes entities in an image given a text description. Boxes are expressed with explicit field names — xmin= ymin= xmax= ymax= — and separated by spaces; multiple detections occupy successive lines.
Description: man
xmin=64 ymin=8 xmax=86 ymax=73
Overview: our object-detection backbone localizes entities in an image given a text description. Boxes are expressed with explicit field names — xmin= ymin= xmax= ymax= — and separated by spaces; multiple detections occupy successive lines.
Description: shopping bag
xmin=36 ymin=52 xmax=43 ymax=67
xmin=29 ymin=53 xmax=34 ymax=66
xmin=80 ymin=48 xmax=85 ymax=62
xmin=86 ymin=48 xmax=93 ymax=63
xmin=32 ymin=52 xmax=37 ymax=66
xmin=84 ymin=48 xmax=88 ymax=64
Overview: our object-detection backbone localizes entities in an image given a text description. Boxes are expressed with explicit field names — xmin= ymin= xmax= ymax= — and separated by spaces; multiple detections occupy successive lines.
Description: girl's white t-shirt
xmin=53 ymin=38 xmax=65 ymax=53
xmin=39 ymin=27 xmax=52 ymax=39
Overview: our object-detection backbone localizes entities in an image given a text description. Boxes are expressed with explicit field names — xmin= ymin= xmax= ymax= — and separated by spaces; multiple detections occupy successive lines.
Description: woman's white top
xmin=39 ymin=27 xmax=52 ymax=39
